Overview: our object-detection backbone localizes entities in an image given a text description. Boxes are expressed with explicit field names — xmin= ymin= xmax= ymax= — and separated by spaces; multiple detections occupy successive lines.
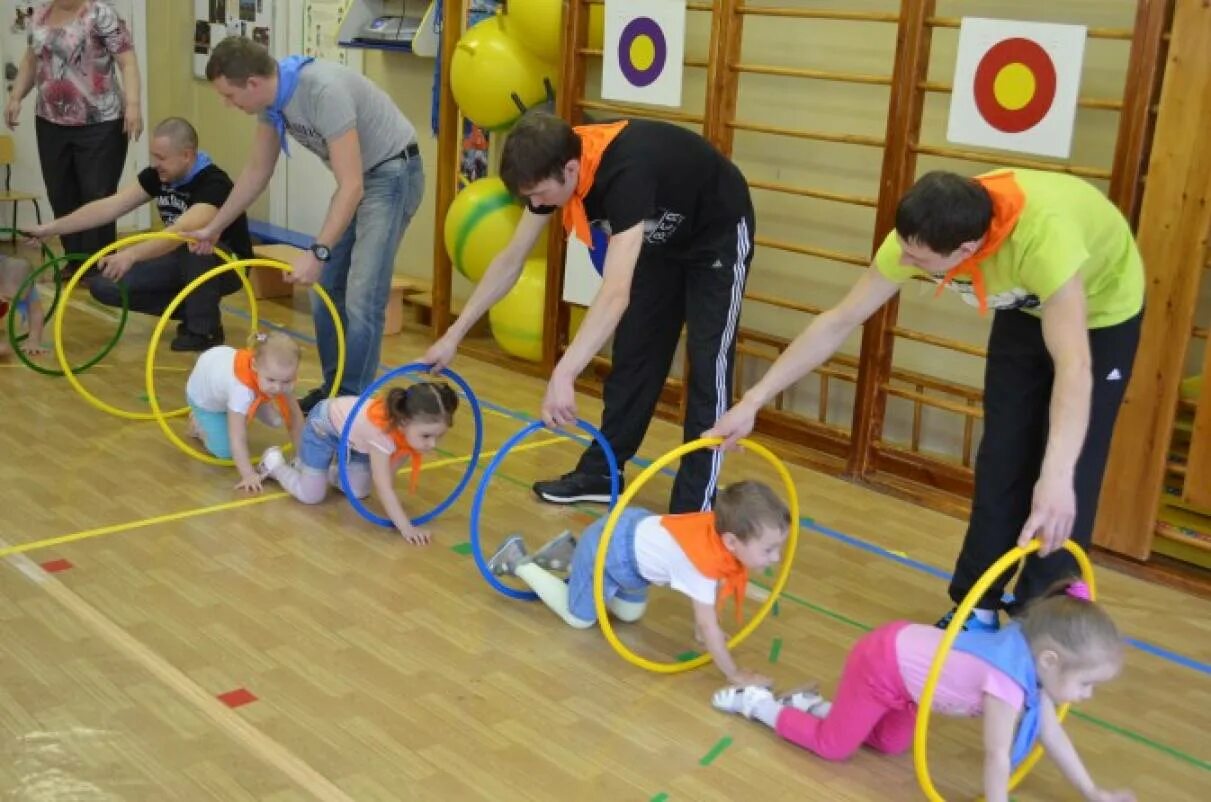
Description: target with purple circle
xmin=618 ymin=17 xmax=667 ymax=88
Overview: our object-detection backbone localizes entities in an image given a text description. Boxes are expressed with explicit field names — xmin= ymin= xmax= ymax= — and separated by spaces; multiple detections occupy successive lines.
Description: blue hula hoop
xmin=337 ymin=363 xmax=484 ymax=528
xmin=468 ymin=418 xmax=620 ymax=600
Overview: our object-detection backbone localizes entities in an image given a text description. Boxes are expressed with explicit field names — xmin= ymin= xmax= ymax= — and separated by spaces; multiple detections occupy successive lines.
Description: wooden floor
xmin=1 ymin=281 xmax=1208 ymax=801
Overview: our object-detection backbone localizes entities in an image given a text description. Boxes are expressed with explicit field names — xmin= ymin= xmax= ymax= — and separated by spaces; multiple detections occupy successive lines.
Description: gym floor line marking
xmin=224 ymin=310 xmax=1211 ymax=680
xmin=0 ymin=533 xmax=356 ymax=802
xmin=750 ymin=578 xmax=1211 ymax=773
xmin=0 ymin=435 xmax=566 ymax=559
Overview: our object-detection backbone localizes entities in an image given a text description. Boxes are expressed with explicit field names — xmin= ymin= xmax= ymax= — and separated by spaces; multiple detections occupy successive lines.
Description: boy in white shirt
xmin=489 ymin=480 xmax=789 ymax=686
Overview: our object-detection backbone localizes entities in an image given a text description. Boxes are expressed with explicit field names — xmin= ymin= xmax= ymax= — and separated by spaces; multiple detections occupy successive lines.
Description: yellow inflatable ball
xmin=450 ymin=15 xmax=559 ymax=132
xmin=496 ymin=0 xmax=603 ymax=62
xmin=567 ymin=304 xmax=587 ymax=340
xmin=444 ymin=177 xmax=520 ymax=282
xmin=589 ymin=3 xmax=604 ymax=49
xmin=489 ymin=257 xmax=548 ymax=361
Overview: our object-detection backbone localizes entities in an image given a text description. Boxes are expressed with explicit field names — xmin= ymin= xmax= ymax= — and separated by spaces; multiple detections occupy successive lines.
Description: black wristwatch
xmin=310 ymin=243 xmax=332 ymax=262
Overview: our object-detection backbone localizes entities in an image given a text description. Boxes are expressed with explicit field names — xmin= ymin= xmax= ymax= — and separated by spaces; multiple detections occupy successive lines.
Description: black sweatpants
xmin=576 ymin=212 xmax=754 ymax=513
xmin=36 ymin=117 xmax=127 ymax=270
xmin=89 ymin=248 xmax=240 ymax=334
xmin=948 ymin=308 xmax=1143 ymax=610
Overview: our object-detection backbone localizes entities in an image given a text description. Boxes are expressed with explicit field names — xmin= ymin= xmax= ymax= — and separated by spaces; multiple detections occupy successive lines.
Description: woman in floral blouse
xmin=5 ymin=0 xmax=142 ymax=276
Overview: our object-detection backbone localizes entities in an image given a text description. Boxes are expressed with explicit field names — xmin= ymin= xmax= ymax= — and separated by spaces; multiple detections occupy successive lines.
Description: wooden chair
xmin=0 ymin=134 xmax=43 ymax=245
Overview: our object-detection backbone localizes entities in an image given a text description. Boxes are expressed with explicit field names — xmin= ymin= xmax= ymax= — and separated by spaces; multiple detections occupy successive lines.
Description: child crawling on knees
xmin=712 ymin=580 xmax=1134 ymax=802
xmin=489 ymin=480 xmax=789 ymax=686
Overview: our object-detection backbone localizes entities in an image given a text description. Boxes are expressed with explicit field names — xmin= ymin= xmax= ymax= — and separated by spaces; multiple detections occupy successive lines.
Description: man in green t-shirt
xmin=706 ymin=169 xmax=1144 ymax=630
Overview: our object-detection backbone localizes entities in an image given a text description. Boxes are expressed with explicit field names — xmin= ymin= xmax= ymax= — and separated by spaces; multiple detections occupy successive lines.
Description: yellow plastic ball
xmin=450 ymin=15 xmax=559 ymax=132
xmin=489 ymin=257 xmax=547 ymax=361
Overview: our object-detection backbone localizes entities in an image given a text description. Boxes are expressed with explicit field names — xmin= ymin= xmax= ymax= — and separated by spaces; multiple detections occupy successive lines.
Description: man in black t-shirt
xmin=30 ymin=117 xmax=252 ymax=352
xmin=423 ymin=112 xmax=755 ymax=513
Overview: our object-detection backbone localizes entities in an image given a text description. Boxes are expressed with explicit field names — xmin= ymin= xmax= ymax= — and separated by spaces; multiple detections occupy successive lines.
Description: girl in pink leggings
xmin=713 ymin=581 xmax=1135 ymax=802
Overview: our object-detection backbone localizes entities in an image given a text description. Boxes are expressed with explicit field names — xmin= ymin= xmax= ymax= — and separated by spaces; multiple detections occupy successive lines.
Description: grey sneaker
xmin=530 ymin=531 xmax=576 ymax=572
xmin=778 ymin=684 xmax=832 ymax=717
xmin=487 ymin=535 xmax=528 ymax=576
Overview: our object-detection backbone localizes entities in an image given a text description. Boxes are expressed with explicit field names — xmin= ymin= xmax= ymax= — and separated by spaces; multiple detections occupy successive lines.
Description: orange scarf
xmin=366 ymin=397 xmax=423 ymax=493
xmin=233 ymin=348 xmax=292 ymax=426
xmin=661 ymin=511 xmax=748 ymax=624
xmin=934 ymin=170 xmax=1026 ymax=314
xmin=563 ymin=120 xmax=629 ymax=248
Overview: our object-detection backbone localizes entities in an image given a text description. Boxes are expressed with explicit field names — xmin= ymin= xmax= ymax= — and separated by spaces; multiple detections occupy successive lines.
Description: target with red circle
xmin=972 ymin=37 xmax=1057 ymax=133
xmin=946 ymin=18 xmax=1087 ymax=159
xmin=602 ymin=0 xmax=686 ymax=108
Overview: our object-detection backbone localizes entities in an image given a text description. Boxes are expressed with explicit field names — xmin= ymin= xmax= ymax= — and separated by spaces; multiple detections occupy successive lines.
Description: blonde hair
xmin=1019 ymin=581 xmax=1123 ymax=668
xmin=247 ymin=330 xmax=301 ymax=368
xmin=714 ymin=481 xmax=790 ymax=541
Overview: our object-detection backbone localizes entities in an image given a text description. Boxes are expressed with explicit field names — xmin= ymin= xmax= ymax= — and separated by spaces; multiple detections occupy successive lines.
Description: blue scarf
xmin=953 ymin=622 xmax=1041 ymax=768
xmin=265 ymin=55 xmax=315 ymax=156
xmin=168 ymin=150 xmax=213 ymax=189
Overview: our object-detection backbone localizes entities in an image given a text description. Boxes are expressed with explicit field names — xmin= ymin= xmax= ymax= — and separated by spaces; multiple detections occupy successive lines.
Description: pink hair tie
xmin=1065 ymin=581 xmax=1092 ymax=601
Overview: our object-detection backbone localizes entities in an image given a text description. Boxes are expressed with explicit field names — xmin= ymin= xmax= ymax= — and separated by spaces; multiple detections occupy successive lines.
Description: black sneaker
xmin=170 ymin=325 xmax=224 ymax=352
xmin=532 ymin=471 xmax=619 ymax=504
xmin=935 ymin=607 xmax=1000 ymax=634
xmin=298 ymin=387 xmax=328 ymax=414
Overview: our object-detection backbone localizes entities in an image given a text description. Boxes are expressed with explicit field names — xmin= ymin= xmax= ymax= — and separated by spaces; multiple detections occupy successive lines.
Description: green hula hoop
xmin=8 ymin=252 xmax=129 ymax=376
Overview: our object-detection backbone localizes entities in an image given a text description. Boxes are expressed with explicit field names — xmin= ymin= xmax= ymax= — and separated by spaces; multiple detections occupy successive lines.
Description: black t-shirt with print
xmin=529 ymin=119 xmax=751 ymax=258
xmin=137 ymin=163 xmax=254 ymax=259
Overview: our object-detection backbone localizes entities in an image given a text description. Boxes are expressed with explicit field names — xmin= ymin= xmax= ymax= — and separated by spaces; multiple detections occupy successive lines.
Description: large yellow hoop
xmin=913 ymin=539 xmax=1097 ymax=801
xmin=145 ymin=258 xmax=345 ymax=466
xmin=52 ymin=232 xmax=254 ymax=420
xmin=593 ymin=437 xmax=800 ymax=673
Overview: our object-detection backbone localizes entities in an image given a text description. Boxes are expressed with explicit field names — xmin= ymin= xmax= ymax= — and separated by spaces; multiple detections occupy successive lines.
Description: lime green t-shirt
xmin=874 ymin=170 xmax=1144 ymax=328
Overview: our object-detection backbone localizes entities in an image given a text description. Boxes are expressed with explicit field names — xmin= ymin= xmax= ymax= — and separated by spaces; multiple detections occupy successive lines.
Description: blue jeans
xmin=314 ymin=154 xmax=424 ymax=395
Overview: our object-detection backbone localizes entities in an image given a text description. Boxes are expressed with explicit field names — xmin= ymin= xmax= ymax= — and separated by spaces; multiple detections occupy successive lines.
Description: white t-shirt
xmin=632 ymin=516 xmax=719 ymax=605
xmin=186 ymin=346 xmax=256 ymax=415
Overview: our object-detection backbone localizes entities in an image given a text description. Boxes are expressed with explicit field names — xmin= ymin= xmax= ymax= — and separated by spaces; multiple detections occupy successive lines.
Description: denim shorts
xmin=298 ymin=399 xmax=370 ymax=472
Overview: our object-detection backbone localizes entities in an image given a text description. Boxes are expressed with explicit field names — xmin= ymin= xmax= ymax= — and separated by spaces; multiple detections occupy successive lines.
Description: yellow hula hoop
xmin=913 ymin=540 xmax=1096 ymax=801
xmin=52 ymin=232 xmax=255 ymax=420
xmin=593 ymin=437 xmax=800 ymax=673
xmin=145 ymin=258 xmax=346 ymax=466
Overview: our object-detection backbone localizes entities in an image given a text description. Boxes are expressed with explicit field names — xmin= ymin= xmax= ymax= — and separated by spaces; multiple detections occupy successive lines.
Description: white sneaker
xmin=711 ymin=685 xmax=775 ymax=719
xmin=258 ymin=446 xmax=285 ymax=476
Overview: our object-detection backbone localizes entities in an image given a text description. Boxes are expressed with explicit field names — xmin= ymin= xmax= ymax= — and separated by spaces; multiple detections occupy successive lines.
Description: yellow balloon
xmin=450 ymin=15 xmax=559 ymax=131
xmin=499 ymin=0 xmax=563 ymax=62
xmin=489 ymin=257 xmax=546 ymax=361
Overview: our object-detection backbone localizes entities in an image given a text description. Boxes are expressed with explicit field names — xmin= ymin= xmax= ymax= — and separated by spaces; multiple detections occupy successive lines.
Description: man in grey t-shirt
xmin=187 ymin=38 xmax=424 ymax=411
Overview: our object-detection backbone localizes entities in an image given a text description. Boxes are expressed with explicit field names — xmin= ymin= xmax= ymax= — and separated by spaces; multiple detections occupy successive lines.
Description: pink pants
xmin=776 ymin=621 xmax=917 ymax=761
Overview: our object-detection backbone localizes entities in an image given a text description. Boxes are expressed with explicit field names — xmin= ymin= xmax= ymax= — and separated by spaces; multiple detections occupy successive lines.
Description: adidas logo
xmin=1106 ymin=368 xmax=1123 ymax=381
xmin=711 ymin=259 xmax=724 ymax=268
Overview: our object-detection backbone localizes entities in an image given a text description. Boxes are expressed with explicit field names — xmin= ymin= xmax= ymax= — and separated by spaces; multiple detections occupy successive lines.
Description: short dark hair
xmin=500 ymin=110 xmax=582 ymax=197
xmin=153 ymin=117 xmax=198 ymax=152
xmin=714 ymin=481 xmax=790 ymax=541
xmin=894 ymin=171 xmax=994 ymax=254
xmin=205 ymin=37 xmax=277 ymax=84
